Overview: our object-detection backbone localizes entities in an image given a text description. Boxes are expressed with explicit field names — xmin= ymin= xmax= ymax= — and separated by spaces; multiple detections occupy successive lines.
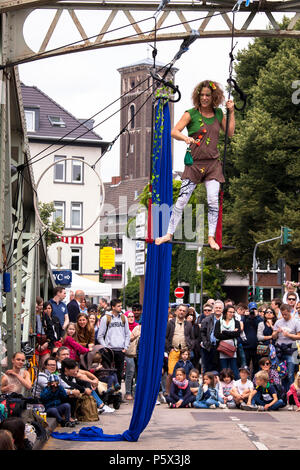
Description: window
xmin=129 ymin=105 xmax=135 ymax=129
xmin=71 ymin=247 xmax=82 ymax=273
xmin=54 ymin=156 xmax=66 ymax=182
xmin=257 ymin=259 xmax=278 ymax=272
xmin=72 ymin=158 xmax=83 ymax=183
xmin=24 ymin=110 xmax=35 ymax=132
xmin=53 ymin=201 xmax=65 ymax=223
xmin=71 ymin=202 xmax=82 ymax=229
xmin=48 ymin=116 xmax=66 ymax=127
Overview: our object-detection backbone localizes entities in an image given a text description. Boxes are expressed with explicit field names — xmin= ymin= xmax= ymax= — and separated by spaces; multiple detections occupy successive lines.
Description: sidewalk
xmin=42 ymin=400 xmax=300 ymax=451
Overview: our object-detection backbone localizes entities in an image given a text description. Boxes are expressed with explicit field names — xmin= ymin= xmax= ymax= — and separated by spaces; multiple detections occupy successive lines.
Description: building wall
xmin=29 ymin=141 xmax=103 ymax=278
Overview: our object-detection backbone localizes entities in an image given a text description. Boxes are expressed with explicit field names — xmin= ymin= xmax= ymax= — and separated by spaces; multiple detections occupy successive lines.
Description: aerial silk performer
xmin=155 ymin=80 xmax=235 ymax=251
xmin=51 ymin=98 xmax=173 ymax=442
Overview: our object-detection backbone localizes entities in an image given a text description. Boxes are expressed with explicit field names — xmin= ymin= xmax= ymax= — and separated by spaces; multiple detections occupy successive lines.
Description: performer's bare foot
xmin=155 ymin=233 xmax=173 ymax=245
xmin=208 ymin=236 xmax=220 ymax=251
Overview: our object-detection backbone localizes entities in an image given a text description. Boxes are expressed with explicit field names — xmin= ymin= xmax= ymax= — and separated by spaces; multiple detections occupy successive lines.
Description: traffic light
xmin=248 ymin=286 xmax=254 ymax=301
xmin=256 ymin=286 xmax=263 ymax=302
xmin=281 ymin=226 xmax=292 ymax=245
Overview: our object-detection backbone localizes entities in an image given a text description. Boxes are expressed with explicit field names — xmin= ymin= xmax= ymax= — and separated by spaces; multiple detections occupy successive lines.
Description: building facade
xmin=21 ymin=84 xmax=110 ymax=281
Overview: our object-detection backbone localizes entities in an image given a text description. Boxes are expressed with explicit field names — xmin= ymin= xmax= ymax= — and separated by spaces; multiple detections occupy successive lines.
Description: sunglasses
xmin=204 ymin=309 xmax=212 ymax=311
xmin=288 ymin=298 xmax=296 ymax=301
xmin=263 ymin=362 xmax=271 ymax=366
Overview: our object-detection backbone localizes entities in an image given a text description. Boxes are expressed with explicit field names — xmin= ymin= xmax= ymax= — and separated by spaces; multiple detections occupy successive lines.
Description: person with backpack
xmin=97 ymin=299 xmax=131 ymax=385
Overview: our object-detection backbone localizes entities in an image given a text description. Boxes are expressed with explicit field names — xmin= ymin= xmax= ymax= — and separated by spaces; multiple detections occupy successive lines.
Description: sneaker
xmin=159 ymin=393 xmax=167 ymax=404
xmin=240 ymin=403 xmax=257 ymax=411
xmin=288 ymin=405 xmax=295 ymax=411
xmin=219 ymin=403 xmax=227 ymax=409
xmin=102 ymin=405 xmax=115 ymax=413
xmin=209 ymin=404 xmax=216 ymax=409
xmin=114 ymin=383 xmax=121 ymax=392
xmin=257 ymin=405 xmax=265 ymax=412
xmin=65 ymin=421 xmax=76 ymax=427
xmin=156 ymin=400 xmax=161 ymax=405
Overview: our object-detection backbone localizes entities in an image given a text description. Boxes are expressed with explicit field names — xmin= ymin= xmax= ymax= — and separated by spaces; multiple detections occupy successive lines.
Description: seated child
xmin=230 ymin=366 xmax=253 ymax=408
xmin=166 ymin=368 xmax=195 ymax=408
xmin=286 ymin=371 xmax=300 ymax=411
xmin=172 ymin=350 xmax=194 ymax=379
xmin=193 ymin=372 xmax=226 ymax=409
xmin=40 ymin=374 xmax=74 ymax=427
xmin=218 ymin=368 xmax=236 ymax=409
xmin=241 ymin=370 xmax=285 ymax=411
xmin=90 ymin=351 xmax=121 ymax=393
xmin=188 ymin=369 xmax=200 ymax=396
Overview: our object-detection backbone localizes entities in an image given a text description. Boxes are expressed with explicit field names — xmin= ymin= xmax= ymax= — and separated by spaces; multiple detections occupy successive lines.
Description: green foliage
xmin=39 ymin=202 xmax=64 ymax=246
xmin=120 ymin=275 xmax=140 ymax=308
xmin=207 ymin=18 xmax=300 ymax=272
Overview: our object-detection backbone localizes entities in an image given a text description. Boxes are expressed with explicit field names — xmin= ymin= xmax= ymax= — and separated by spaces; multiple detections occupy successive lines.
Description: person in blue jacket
xmin=40 ymin=375 xmax=74 ymax=427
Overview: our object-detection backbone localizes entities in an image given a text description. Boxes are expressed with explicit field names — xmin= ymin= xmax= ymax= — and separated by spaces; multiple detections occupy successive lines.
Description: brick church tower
xmin=117 ymin=58 xmax=177 ymax=181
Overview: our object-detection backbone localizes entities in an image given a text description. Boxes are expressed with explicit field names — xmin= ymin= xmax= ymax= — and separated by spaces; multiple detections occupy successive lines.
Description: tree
xmin=120 ymin=275 xmax=140 ymax=307
xmin=39 ymin=202 xmax=64 ymax=246
xmin=207 ymin=19 xmax=300 ymax=273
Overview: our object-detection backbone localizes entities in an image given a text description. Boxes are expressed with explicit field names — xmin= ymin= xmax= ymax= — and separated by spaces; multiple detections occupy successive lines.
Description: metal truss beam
xmin=2 ymin=1 xmax=300 ymax=67
xmin=0 ymin=56 xmax=55 ymax=370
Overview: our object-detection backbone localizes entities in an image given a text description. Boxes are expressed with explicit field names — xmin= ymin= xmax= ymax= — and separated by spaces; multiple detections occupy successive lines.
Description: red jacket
xmin=63 ymin=335 xmax=89 ymax=361
xmin=287 ymin=384 xmax=300 ymax=408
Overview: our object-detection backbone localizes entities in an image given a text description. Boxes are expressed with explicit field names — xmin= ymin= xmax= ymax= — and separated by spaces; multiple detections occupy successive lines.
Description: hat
xmin=239 ymin=366 xmax=250 ymax=375
xmin=48 ymin=374 xmax=59 ymax=383
xmin=248 ymin=302 xmax=257 ymax=310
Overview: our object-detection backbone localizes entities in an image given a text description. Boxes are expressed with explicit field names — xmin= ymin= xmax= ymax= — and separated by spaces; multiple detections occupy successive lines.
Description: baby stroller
xmin=80 ymin=345 xmax=122 ymax=410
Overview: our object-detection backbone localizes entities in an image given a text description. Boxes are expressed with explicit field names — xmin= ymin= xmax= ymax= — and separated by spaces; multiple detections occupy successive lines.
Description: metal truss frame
xmin=1 ymin=1 xmax=300 ymax=67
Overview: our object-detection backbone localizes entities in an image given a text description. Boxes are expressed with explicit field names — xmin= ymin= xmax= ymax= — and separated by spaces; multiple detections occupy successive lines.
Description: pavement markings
xmin=230 ymin=416 xmax=269 ymax=451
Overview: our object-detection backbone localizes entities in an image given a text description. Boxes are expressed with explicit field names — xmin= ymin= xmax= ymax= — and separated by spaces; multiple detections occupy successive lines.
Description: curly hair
xmin=191 ymin=80 xmax=224 ymax=109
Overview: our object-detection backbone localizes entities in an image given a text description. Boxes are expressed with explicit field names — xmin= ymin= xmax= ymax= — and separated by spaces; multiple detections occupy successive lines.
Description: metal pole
xmin=252 ymin=235 xmax=281 ymax=298
xmin=200 ymin=249 xmax=204 ymax=314
xmin=123 ymin=261 xmax=126 ymax=311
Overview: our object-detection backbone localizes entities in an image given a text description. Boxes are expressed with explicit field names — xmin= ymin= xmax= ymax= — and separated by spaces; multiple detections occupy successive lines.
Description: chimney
xmin=111 ymin=176 xmax=122 ymax=185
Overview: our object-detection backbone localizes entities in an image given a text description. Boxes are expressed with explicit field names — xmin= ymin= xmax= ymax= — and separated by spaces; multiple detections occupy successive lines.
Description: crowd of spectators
xmin=1 ymin=282 xmax=300 ymax=449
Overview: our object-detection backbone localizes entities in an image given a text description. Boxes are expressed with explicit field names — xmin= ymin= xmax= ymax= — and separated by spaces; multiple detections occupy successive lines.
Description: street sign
xmin=135 ymin=240 xmax=145 ymax=251
xmin=135 ymin=251 xmax=145 ymax=263
xmin=100 ymin=247 xmax=115 ymax=270
xmin=136 ymin=226 xmax=145 ymax=238
xmin=135 ymin=264 xmax=145 ymax=276
xmin=52 ymin=270 xmax=72 ymax=285
xmin=176 ymin=298 xmax=184 ymax=305
xmin=174 ymin=287 xmax=185 ymax=298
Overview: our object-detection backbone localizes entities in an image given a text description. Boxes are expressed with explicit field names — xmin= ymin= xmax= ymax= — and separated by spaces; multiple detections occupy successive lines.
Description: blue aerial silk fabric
xmin=52 ymin=100 xmax=173 ymax=442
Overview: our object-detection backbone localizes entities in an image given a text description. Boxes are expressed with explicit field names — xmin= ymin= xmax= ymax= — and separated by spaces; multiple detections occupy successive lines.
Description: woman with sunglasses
xmin=254 ymin=357 xmax=281 ymax=385
xmin=257 ymin=307 xmax=277 ymax=347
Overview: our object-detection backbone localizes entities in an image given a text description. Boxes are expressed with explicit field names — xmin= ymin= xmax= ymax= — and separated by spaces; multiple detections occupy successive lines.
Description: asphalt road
xmin=43 ymin=400 xmax=300 ymax=453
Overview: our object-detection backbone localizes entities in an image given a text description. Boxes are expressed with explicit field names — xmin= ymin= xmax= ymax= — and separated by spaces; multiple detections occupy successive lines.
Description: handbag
xmin=256 ymin=343 xmax=270 ymax=356
xmin=184 ymin=147 xmax=193 ymax=166
xmin=217 ymin=341 xmax=236 ymax=358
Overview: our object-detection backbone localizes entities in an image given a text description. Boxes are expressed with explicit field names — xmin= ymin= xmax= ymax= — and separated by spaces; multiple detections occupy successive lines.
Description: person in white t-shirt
xmin=272 ymin=304 xmax=300 ymax=390
xmin=231 ymin=366 xmax=254 ymax=408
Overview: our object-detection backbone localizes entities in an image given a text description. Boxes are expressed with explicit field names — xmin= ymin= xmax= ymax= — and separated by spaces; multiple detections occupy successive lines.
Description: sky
xmin=18 ymin=5 xmax=291 ymax=182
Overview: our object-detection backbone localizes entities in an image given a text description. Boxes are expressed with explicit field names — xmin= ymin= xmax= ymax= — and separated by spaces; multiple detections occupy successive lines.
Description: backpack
xmin=0 ymin=403 xmax=8 ymax=423
xmin=0 ymin=395 xmax=24 ymax=418
xmin=104 ymin=314 xmax=126 ymax=338
xmin=75 ymin=395 xmax=99 ymax=422
xmin=276 ymin=361 xmax=288 ymax=379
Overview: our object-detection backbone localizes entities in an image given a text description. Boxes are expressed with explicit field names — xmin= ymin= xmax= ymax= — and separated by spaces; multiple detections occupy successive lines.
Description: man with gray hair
xmin=67 ymin=290 xmax=85 ymax=322
xmin=199 ymin=300 xmax=224 ymax=373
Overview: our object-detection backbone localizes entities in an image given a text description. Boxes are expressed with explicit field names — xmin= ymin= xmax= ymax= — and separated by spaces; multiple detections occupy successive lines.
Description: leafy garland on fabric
xmin=150 ymin=85 xmax=171 ymax=205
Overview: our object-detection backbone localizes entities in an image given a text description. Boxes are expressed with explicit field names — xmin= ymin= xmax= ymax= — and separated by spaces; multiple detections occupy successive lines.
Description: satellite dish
xmin=47 ymin=242 xmax=72 ymax=269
